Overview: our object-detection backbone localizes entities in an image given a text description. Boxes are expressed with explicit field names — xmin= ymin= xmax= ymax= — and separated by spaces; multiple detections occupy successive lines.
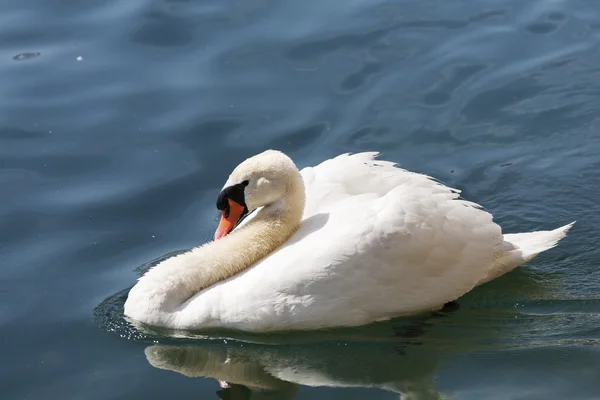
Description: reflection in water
xmin=144 ymin=339 xmax=446 ymax=400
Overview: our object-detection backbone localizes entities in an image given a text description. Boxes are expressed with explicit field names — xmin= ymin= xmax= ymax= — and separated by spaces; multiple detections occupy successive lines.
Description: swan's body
xmin=124 ymin=150 xmax=573 ymax=332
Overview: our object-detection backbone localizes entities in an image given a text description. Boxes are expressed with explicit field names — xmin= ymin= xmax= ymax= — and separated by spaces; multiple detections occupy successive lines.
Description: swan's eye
xmin=241 ymin=180 xmax=249 ymax=186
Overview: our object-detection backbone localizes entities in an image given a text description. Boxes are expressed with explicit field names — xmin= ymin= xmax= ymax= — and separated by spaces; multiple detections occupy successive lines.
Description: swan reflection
xmin=144 ymin=336 xmax=446 ymax=400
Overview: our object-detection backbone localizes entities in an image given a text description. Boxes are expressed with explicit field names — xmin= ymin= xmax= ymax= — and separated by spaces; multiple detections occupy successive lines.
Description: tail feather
xmin=477 ymin=222 xmax=575 ymax=286
xmin=503 ymin=221 xmax=575 ymax=262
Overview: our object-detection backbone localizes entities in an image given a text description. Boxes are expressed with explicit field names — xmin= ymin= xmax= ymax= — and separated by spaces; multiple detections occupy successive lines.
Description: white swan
xmin=124 ymin=150 xmax=573 ymax=332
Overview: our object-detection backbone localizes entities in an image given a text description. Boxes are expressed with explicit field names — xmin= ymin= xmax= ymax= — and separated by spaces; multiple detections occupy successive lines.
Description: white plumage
xmin=124 ymin=151 xmax=573 ymax=332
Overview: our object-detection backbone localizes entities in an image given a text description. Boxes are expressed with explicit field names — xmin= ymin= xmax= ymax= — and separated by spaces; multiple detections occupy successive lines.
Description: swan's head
xmin=214 ymin=150 xmax=302 ymax=240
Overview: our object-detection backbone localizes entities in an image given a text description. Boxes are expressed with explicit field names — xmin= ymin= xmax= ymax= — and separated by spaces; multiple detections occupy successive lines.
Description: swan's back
xmin=298 ymin=152 xmax=504 ymax=310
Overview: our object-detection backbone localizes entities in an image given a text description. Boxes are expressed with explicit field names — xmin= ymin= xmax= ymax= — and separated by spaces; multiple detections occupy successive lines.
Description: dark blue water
xmin=2 ymin=0 xmax=600 ymax=398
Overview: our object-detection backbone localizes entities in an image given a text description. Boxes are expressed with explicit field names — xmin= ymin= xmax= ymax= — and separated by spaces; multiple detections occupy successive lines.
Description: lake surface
xmin=2 ymin=0 xmax=600 ymax=398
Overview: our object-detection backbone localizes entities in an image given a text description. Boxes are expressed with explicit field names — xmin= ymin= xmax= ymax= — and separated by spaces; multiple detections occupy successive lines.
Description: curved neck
xmin=124 ymin=171 xmax=305 ymax=326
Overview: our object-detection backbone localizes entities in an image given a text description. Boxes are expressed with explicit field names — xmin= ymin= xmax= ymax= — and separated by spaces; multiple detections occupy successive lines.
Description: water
xmin=2 ymin=0 xmax=599 ymax=398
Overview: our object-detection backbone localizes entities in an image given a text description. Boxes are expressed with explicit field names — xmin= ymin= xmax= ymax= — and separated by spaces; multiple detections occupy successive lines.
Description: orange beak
xmin=214 ymin=198 xmax=246 ymax=240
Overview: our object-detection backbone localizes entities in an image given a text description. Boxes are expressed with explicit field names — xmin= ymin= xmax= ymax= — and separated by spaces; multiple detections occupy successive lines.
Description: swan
xmin=124 ymin=150 xmax=574 ymax=332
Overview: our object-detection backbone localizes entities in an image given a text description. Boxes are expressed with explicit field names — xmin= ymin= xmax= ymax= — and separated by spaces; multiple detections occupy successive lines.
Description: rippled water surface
xmin=2 ymin=0 xmax=600 ymax=399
